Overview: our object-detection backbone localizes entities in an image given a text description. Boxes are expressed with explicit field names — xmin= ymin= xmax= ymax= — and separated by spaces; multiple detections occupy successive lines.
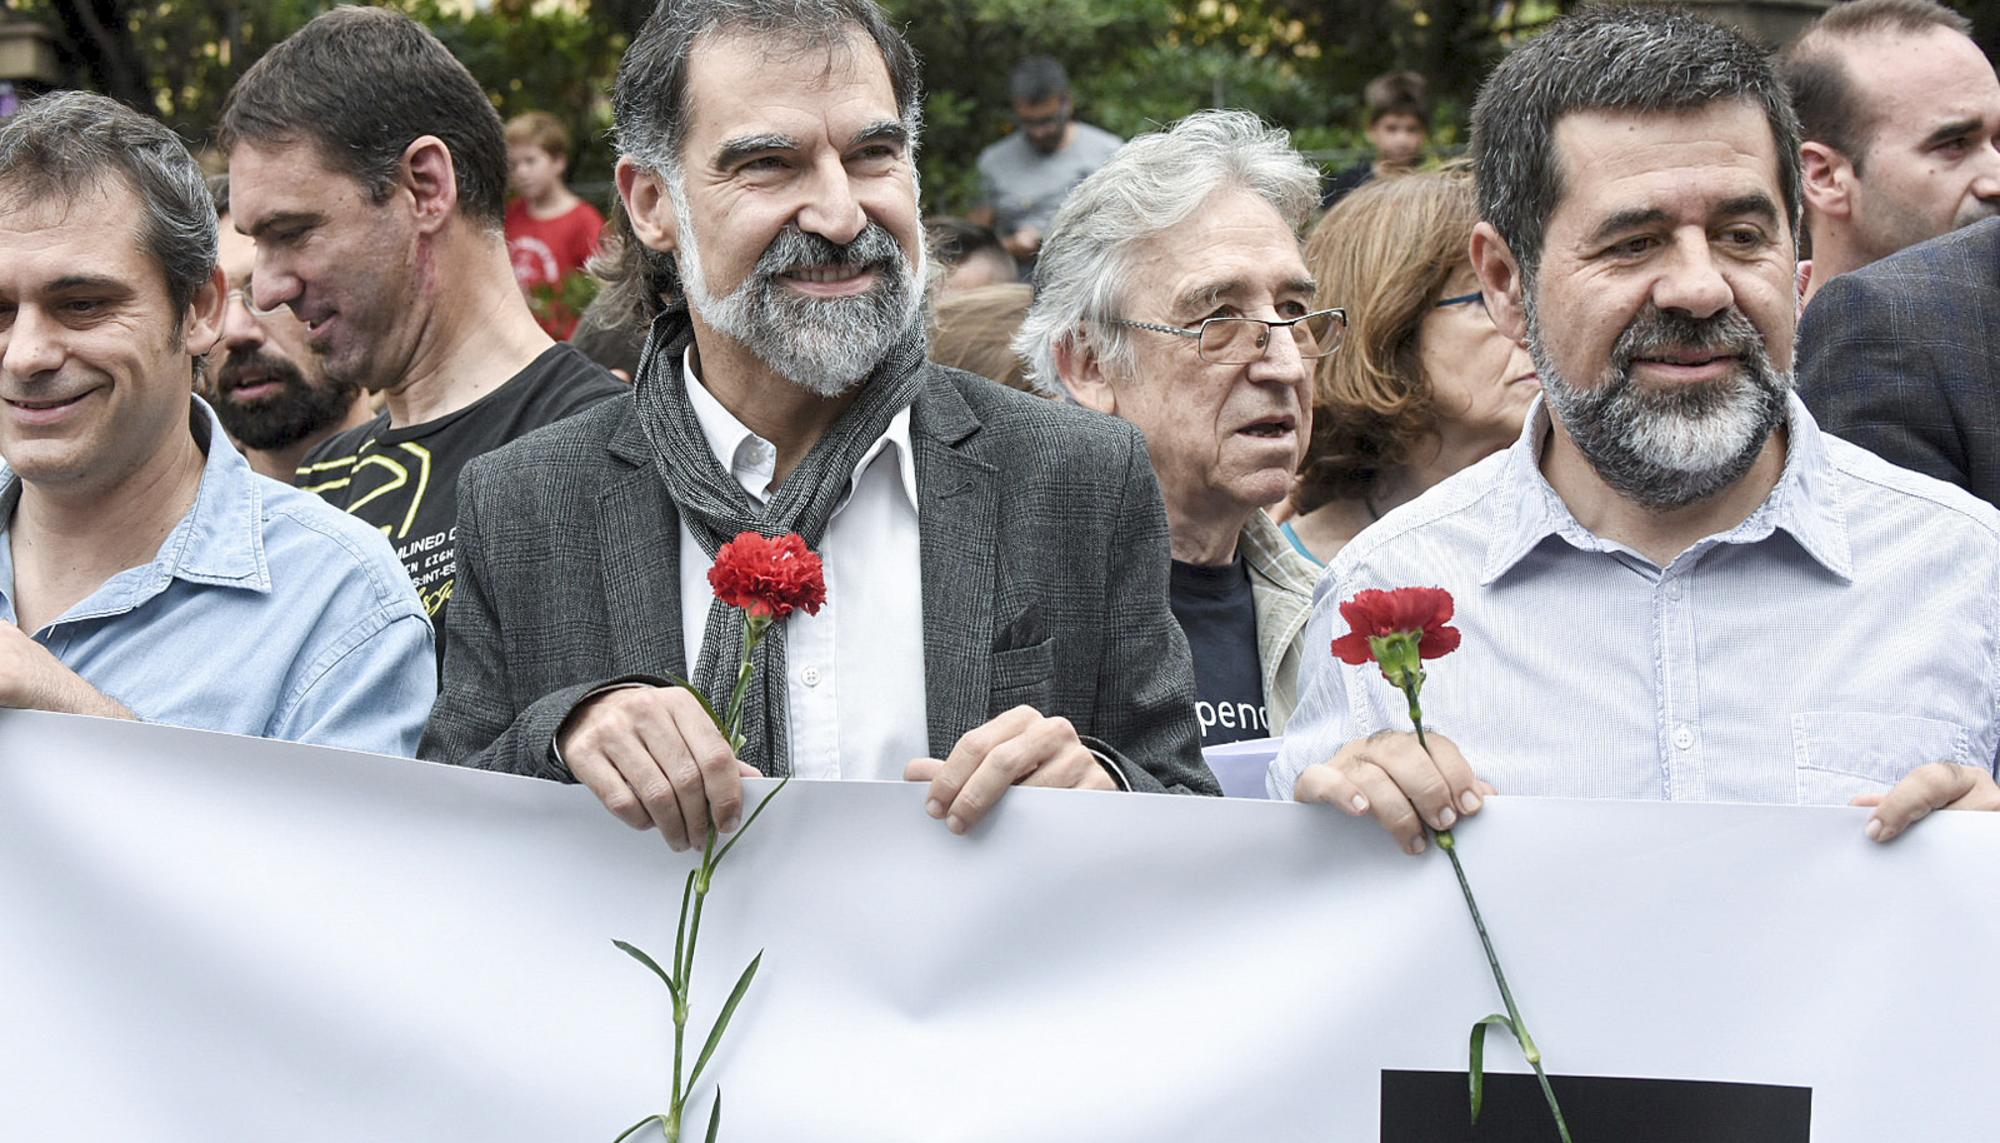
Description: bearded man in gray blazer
xmin=420 ymin=0 xmax=1215 ymax=849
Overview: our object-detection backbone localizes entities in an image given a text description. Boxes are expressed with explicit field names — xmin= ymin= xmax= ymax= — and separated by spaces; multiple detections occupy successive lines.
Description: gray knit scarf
xmin=631 ymin=308 xmax=927 ymax=775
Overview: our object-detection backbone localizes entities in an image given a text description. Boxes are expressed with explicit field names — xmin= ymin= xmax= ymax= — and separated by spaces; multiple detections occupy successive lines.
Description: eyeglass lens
xmin=1198 ymin=311 xmax=1345 ymax=364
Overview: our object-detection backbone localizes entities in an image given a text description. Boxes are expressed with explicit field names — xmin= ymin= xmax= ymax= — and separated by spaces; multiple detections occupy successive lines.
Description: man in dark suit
xmin=1798 ymin=217 xmax=2000 ymax=506
xmin=421 ymin=0 xmax=1215 ymax=849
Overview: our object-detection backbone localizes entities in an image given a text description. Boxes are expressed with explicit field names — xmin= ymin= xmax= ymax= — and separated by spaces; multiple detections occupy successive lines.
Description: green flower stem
xmin=721 ymin=614 xmax=770 ymax=751
xmin=1401 ymin=682 xmax=1572 ymax=1143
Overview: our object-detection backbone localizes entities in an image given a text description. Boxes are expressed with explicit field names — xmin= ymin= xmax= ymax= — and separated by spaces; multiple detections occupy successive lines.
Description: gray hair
xmin=607 ymin=0 xmax=926 ymax=317
xmin=0 ymin=90 xmax=217 ymax=338
xmin=1470 ymin=6 xmax=1803 ymax=285
xmin=1015 ymin=108 xmax=1319 ymax=394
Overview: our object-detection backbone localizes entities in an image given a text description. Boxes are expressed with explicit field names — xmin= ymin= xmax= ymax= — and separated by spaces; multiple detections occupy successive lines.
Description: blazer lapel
xmin=598 ymin=414 xmax=687 ymax=678
xmin=913 ymin=372 xmax=999 ymax=754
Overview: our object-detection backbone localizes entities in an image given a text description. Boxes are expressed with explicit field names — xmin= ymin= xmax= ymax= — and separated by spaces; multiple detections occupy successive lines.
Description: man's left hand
xmin=905 ymin=704 xmax=1114 ymax=835
xmin=1854 ymin=763 xmax=2000 ymax=843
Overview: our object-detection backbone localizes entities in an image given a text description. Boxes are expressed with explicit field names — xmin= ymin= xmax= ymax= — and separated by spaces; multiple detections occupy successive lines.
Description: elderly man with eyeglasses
xmin=1018 ymin=110 xmax=1341 ymax=747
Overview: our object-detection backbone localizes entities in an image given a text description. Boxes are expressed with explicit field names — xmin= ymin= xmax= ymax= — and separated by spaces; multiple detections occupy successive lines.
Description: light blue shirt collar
xmin=0 ymin=397 xmax=271 ymax=630
xmin=1479 ymin=391 xmax=1854 ymax=586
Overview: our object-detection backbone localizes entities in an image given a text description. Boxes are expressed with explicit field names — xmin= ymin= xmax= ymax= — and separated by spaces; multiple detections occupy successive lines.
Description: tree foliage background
xmin=3 ymin=0 xmax=1997 ymax=214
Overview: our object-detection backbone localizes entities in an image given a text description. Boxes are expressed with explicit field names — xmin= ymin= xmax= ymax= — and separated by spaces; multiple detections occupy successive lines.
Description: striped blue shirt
xmin=1270 ymin=394 xmax=2000 ymax=804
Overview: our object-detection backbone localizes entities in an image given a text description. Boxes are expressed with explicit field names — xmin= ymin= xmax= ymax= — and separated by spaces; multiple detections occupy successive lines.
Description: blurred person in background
xmin=1779 ymin=0 xmax=2000 ymax=309
xmin=205 ymin=175 xmax=372 ymax=483
xmin=926 ymin=217 xmax=1018 ymax=294
xmin=1284 ymin=167 xmax=1537 ymax=565
xmin=1320 ymin=71 xmax=1430 ymax=209
xmin=970 ymin=56 xmax=1123 ymax=269
xmin=504 ymin=111 xmax=606 ymax=338
xmin=929 ymin=282 xmax=1043 ymax=394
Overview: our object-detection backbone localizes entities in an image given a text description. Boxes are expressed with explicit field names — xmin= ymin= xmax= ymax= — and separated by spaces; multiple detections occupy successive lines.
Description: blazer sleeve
xmin=419 ymin=462 xmax=594 ymax=781
xmin=1087 ymin=426 xmax=1219 ymax=796
xmin=1799 ymin=269 xmax=1972 ymax=492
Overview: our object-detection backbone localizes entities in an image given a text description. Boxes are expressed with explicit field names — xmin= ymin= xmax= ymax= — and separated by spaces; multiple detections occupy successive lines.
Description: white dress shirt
xmin=678 ymin=348 xmax=929 ymax=781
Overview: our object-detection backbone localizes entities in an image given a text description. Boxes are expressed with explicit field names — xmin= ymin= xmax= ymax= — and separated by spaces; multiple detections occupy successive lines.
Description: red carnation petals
xmin=708 ymin=531 xmax=828 ymax=620
xmin=1330 ymin=586 xmax=1462 ymax=664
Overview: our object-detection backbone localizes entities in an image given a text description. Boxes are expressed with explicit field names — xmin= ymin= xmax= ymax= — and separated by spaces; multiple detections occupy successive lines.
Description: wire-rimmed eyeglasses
xmin=1107 ymin=307 xmax=1347 ymax=365
xmin=225 ymin=287 xmax=287 ymax=319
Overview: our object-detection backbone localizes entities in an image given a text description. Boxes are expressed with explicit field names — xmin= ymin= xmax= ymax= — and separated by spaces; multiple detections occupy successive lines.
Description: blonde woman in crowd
xmin=930 ymin=283 xmax=1048 ymax=396
xmin=1282 ymin=165 xmax=1540 ymax=564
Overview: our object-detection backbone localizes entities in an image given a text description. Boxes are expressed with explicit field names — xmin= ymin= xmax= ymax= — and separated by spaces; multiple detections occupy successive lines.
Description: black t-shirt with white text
xmin=1169 ymin=556 xmax=1268 ymax=746
xmin=298 ymin=343 xmax=625 ymax=663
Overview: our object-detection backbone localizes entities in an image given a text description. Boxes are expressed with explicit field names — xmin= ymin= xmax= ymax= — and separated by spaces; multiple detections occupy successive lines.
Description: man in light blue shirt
xmin=1274 ymin=8 xmax=2000 ymax=849
xmin=0 ymin=92 xmax=434 ymax=755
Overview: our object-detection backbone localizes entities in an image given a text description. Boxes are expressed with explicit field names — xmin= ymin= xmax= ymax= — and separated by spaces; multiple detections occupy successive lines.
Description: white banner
xmin=2 ymin=711 xmax=1994 ymax=1140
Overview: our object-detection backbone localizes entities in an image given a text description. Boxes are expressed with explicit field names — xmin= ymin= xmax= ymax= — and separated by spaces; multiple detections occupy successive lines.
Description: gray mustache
xmin=754 ymin=223 xmax=903 ymax=278
xmin=1612 ymin=305 xmax=1762 ymax=371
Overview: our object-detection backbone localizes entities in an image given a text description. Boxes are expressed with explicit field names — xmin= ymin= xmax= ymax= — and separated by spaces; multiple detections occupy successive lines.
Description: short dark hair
xmin=1363 ymin=71 xmax=1429 ymax=128
xmin=217 ymin=6 xmax=508 ymax=228
xmin=1009 ymin=56 xmax=1070 ymax=106
xmin=609 ymin=0 xmax=924 ymax=316
xmin=1470 ymin=6 xmax=1803 ymax=283
xmin=926 ymin=216 xmax=1008 ymax=268
xmin=1779 ymin=0 xmax=1974 ymax=174
xmin=0 ymin=90 xmax=217 ymax=336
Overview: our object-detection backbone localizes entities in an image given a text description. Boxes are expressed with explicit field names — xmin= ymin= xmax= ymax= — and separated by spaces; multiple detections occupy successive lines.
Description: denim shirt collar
xmin=0 ymin=397 xmax=271 ymax=629
xmin=1480 ymin=391 xmax=1854 ymax=585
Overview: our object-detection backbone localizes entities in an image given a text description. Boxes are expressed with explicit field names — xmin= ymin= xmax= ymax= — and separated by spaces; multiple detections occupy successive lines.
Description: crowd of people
xmin=0 ymin=0 xmax=1997 ymax=856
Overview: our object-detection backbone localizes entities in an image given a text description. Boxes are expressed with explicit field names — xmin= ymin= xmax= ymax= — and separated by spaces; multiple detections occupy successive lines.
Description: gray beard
xmin=674 ymin=199 xmax=924 ymax=397
xmin=1524 ymin=291 xmax=1792 ymax=512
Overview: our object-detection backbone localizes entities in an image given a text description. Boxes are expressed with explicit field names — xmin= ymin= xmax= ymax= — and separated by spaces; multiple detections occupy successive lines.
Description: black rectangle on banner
xmin=1379 ymin=1069 xmax=1811 ymax=1141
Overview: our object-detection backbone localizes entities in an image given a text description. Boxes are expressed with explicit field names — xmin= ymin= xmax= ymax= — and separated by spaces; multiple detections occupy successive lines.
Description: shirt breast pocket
xmin=989 ymin=636 xmax=1055 ymax=714
xmin=1791 ymin=711 xmax=1974 ymax=805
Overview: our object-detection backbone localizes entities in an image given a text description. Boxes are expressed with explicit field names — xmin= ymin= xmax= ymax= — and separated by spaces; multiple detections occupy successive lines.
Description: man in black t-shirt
xmin=297 ymin=345 xmax=622 ymax=649
xmin=219 ymin=9 xmax=625 ymax=660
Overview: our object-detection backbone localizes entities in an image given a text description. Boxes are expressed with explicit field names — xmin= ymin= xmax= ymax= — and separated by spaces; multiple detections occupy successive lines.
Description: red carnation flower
xmin=1331 ymin=586 xmax=1462 ymax=667
xmin=708 ymin=531 xmax=827 ymax=621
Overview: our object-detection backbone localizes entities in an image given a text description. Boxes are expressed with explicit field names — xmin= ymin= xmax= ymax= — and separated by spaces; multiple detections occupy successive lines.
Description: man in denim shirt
xmin=0 ymin=93 xmax=434 ymax=756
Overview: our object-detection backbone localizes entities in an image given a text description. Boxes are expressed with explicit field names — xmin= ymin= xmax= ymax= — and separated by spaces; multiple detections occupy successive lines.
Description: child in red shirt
xmin=504 ymin=111 xmax=604 ymax=339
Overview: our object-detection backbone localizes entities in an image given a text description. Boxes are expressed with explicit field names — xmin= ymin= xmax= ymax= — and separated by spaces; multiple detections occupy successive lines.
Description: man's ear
xmin=1469 ymin=221 xmax=1530 ymax=345
xmin=402 ymin=136 xmax=460 ymax=235
xmin=1800 ymin=141 xmax=1854 ymax=222
xmin=182 ymin=264 xmax=227 ymax=360
xmin=616 ymin=157 xmax=680 ymax=256
xmin=1053 ymin=328 xmax=1118 ymax=415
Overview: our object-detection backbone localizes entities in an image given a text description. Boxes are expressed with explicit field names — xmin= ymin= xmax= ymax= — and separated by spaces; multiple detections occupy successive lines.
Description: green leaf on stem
xmin=688 ymin=951 xmax=764 ymax=1091
xmin=1468 ymin=1013 xmax=1515 ymax=1124
xmin=712 ymin=773 xmax=793 ymax=869
xmin=612 ymin=939 xmax=679 ymax=998
xmin=611 ymin=1112 xmax=667 ymax=1143
xmin=674 ymin=869 xmax=696 ymax=981
xmin=703 ymin=1089 xmax=724 ymax=1143
xmin=666 ymin=673 xmax=729 ymax=738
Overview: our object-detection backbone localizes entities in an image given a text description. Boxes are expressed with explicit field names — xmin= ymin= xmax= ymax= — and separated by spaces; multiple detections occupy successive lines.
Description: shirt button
xmin=801 ymin=666 xmax=821 ymax=687
xmin=1673 ymin=725 xmax=1694 ymax=750
xmin=1667 ymin=581 xmax=1683 ymax=600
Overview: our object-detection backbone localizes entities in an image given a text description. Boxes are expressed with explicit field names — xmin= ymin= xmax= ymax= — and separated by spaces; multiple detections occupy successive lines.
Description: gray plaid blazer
xmin=1799 ymin=217 xmax=2000 ymax=507
xmin=419 ymin=364 xmax=1217 ymax=795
